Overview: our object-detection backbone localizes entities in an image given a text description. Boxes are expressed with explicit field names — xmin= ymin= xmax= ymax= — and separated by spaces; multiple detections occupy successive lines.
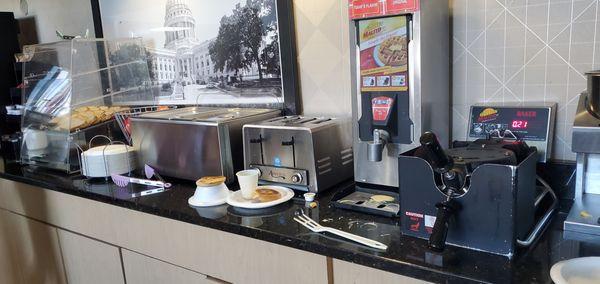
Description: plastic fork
xmin=293 ymin=211 xmax=388 ymax=250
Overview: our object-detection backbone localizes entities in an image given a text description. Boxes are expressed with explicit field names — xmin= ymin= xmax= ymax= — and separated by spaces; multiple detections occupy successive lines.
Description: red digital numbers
xmin=511 ymin=120 xmax=528 ymax=129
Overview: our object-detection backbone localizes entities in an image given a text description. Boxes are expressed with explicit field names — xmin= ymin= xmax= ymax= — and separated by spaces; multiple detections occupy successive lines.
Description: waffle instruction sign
xmin=358 ymin=16 xmax=408 ymax=92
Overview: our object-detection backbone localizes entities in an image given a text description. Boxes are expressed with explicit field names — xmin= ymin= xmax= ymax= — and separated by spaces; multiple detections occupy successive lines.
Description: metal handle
xmin=428 ymin=197 xmax=460 ymax=252
xmin=516 ymin=175 xmax=558 ymax=247
xmin=419 ymin=131 xmax=453 ymax=173
xmin=88 ymin=135 xmax=112 ymax=149
xmin=325 ymin=228 xmax=388 ymax=250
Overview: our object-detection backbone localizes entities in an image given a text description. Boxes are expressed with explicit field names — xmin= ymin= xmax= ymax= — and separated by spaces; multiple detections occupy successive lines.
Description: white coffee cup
xmin=236 ymin=169 xmax=260 ymax=199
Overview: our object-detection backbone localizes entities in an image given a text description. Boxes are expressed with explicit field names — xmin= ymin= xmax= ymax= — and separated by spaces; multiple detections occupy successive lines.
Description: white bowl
xmin=188 ymin=183 xmax=229 ymax=207
xmin=551 ymin=257 xmax=600 ymax=284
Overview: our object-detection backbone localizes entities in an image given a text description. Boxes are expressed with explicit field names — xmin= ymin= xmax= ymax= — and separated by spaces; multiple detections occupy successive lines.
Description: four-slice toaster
xmin=242 ymin=116 xmax=353 ymax=192
xmin=130 ymin=107 xmax=280 ymax=183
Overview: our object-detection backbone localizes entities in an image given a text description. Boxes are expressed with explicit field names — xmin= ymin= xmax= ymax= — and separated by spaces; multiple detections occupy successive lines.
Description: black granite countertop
xmin=0 ymin=161 xmax=597 ymax=283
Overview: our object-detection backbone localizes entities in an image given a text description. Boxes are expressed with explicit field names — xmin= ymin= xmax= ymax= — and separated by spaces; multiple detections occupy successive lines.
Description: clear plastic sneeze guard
xmin=20 ymin=38 xmax=155 ymax=173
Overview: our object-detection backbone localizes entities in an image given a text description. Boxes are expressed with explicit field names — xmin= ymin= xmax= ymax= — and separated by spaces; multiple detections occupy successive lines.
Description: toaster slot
xmin=292 ymin=117 xmax=317 ymax=124
xmin=249 ymin=134 xmax=265 ymax=164
xmin=267 ymin=116 xmax=288 ymax=122
xmin=281 ymin=136 xmax=296 ymax=168
xmin=311 ymin=118 xmax=332 ymax=124
xmin=282 ymin=116 xmax=302 ymax=123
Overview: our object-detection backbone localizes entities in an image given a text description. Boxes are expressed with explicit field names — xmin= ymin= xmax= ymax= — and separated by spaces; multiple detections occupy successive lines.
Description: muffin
xmin=196 ymin=176 xmax=226 ymax=187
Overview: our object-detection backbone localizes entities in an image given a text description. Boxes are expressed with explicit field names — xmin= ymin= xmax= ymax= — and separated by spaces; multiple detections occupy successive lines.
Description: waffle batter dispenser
xmin=349 ymin=1 xmax=450 ymax=190
xmin=399 ymin=132 xmax=555 ymax=257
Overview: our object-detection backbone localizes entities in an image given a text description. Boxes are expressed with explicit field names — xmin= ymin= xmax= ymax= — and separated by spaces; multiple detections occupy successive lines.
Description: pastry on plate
xmin=196 ymin=176 xmax=226 ymax=187
xmin=254 ymin=188 xmax=281 ymax=202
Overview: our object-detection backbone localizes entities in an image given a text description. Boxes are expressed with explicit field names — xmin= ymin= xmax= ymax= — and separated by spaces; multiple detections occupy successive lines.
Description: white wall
xmin=292 ymin=0 xmax=352 ymax=118
xmin=0 ymin=0 xmax=95 ymax=43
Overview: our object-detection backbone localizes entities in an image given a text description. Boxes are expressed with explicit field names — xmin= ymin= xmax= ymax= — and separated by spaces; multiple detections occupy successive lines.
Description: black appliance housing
xmin=398 ymin=141 xmax=539 ymax=257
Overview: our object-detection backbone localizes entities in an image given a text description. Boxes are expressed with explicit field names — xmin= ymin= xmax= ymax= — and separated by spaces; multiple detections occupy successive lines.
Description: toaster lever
xmin=281 ymin=137 xmax=295 ymax=146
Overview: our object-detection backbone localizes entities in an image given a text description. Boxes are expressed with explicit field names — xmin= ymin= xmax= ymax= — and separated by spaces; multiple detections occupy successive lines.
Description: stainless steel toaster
xmin=242 ymin=116 xmax=353 ymax=192
xmin=130 ymin=107 xmax=280 ymax=182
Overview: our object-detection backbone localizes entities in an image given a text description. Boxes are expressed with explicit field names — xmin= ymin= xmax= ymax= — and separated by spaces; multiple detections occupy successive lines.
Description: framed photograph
xmin=90 ymin=0 xmax=299 ymax=114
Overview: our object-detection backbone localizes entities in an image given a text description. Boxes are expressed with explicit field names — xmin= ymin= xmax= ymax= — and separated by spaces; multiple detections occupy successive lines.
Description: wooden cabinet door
xmin=333 ymin=259 xmax=430 ymax=284
xmin=0 ymin=209 xmax=66 ymax=284
xmin=57 ymin=229 xmax=125 ymax=284
xmin=122 ymin=249 xmax=219 ymax=284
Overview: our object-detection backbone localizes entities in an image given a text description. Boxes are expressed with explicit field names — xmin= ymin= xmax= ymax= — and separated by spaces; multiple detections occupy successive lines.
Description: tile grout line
xmin=562 ymin=0 xmax=576 ymax=158
xmin=546 ymin=0 xmax=597 ymax=45
xmin=503 ymin=3 xmax=507 ymax=104
xmin=461 ymin=8 xmax=504 ymax=55
xmin=484 ymin=0 xmax=487 ymax=102
xmin=465 ymin=0 xmax=469 ymax=108
xmin=498 ymin=0 xmax=588 ymax=81
xmin=526 ymin=0 xmax=531 ymax=104
xmin=543 ymin=0 xmax=549 ymax=105
xmin=455 ymin=38 xmax=527 ymax=103
xmin=592 ymin=0 xmax=599 ymax=70
xmin=453 ymin=37 xmax=467 ymax=64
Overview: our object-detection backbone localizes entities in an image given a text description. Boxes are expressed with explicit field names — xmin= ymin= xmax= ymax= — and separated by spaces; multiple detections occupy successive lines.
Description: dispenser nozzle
xmin=367 ymin=129 xmax=390 ymax=162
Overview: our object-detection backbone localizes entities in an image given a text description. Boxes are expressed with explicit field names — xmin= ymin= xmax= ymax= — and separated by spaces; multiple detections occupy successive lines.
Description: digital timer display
xmin=511 ymin=120 xmax=528 ymax=129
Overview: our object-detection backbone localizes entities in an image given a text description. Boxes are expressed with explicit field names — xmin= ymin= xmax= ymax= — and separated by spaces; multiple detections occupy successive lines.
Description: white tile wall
xmin=453 ymin=0 xmax=600 ymax=161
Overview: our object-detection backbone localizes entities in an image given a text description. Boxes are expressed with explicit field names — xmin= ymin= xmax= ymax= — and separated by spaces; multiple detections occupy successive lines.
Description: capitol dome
xmin=164 ymin=0 xmax=196 ymax=49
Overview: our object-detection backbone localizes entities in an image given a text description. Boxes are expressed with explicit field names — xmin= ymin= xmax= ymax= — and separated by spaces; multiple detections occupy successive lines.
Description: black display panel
xmin=468 ymin=106 xmax=550 ymax=141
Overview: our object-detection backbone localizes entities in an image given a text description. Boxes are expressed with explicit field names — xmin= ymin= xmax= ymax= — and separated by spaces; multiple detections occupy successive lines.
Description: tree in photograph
xmin=261 ymin=33 xmax=280 ymax=77
xmin=247 ymin=0 xmax=276 ymax=27
xmin=209 ymin=11 xmax=246 ymax=81
xmin=145 ymin=48 xmax=157 ymax=82
xmin=239 ymin=5 xmax=265 ymax=82
xmin=210 ymin=1 xmax=276 ymax=83
xmin=108 ymin=43 xmax=147 ymax=90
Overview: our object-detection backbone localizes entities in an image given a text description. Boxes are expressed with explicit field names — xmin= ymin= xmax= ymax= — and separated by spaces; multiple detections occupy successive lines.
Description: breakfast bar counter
xmin=0 ymin=161 xmax=596 ymax=284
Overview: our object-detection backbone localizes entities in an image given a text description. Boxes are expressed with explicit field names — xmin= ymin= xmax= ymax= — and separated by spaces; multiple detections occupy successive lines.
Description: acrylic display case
xmin=20 ymin=38 xmax=154 ymax=172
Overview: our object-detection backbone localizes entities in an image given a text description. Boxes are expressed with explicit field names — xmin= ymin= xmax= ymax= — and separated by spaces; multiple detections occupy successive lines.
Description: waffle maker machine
xmin=399 ymin=104 xmax=558 ymax=257
xmin=333 ymin=0 xmax=450 ymax=216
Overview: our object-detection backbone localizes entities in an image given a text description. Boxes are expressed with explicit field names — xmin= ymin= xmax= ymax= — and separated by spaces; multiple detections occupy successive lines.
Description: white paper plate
xmin=551 ymin=257 xmax=600 ymax=284
xmin=226 ymin=185 xmax=294 ymax=209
